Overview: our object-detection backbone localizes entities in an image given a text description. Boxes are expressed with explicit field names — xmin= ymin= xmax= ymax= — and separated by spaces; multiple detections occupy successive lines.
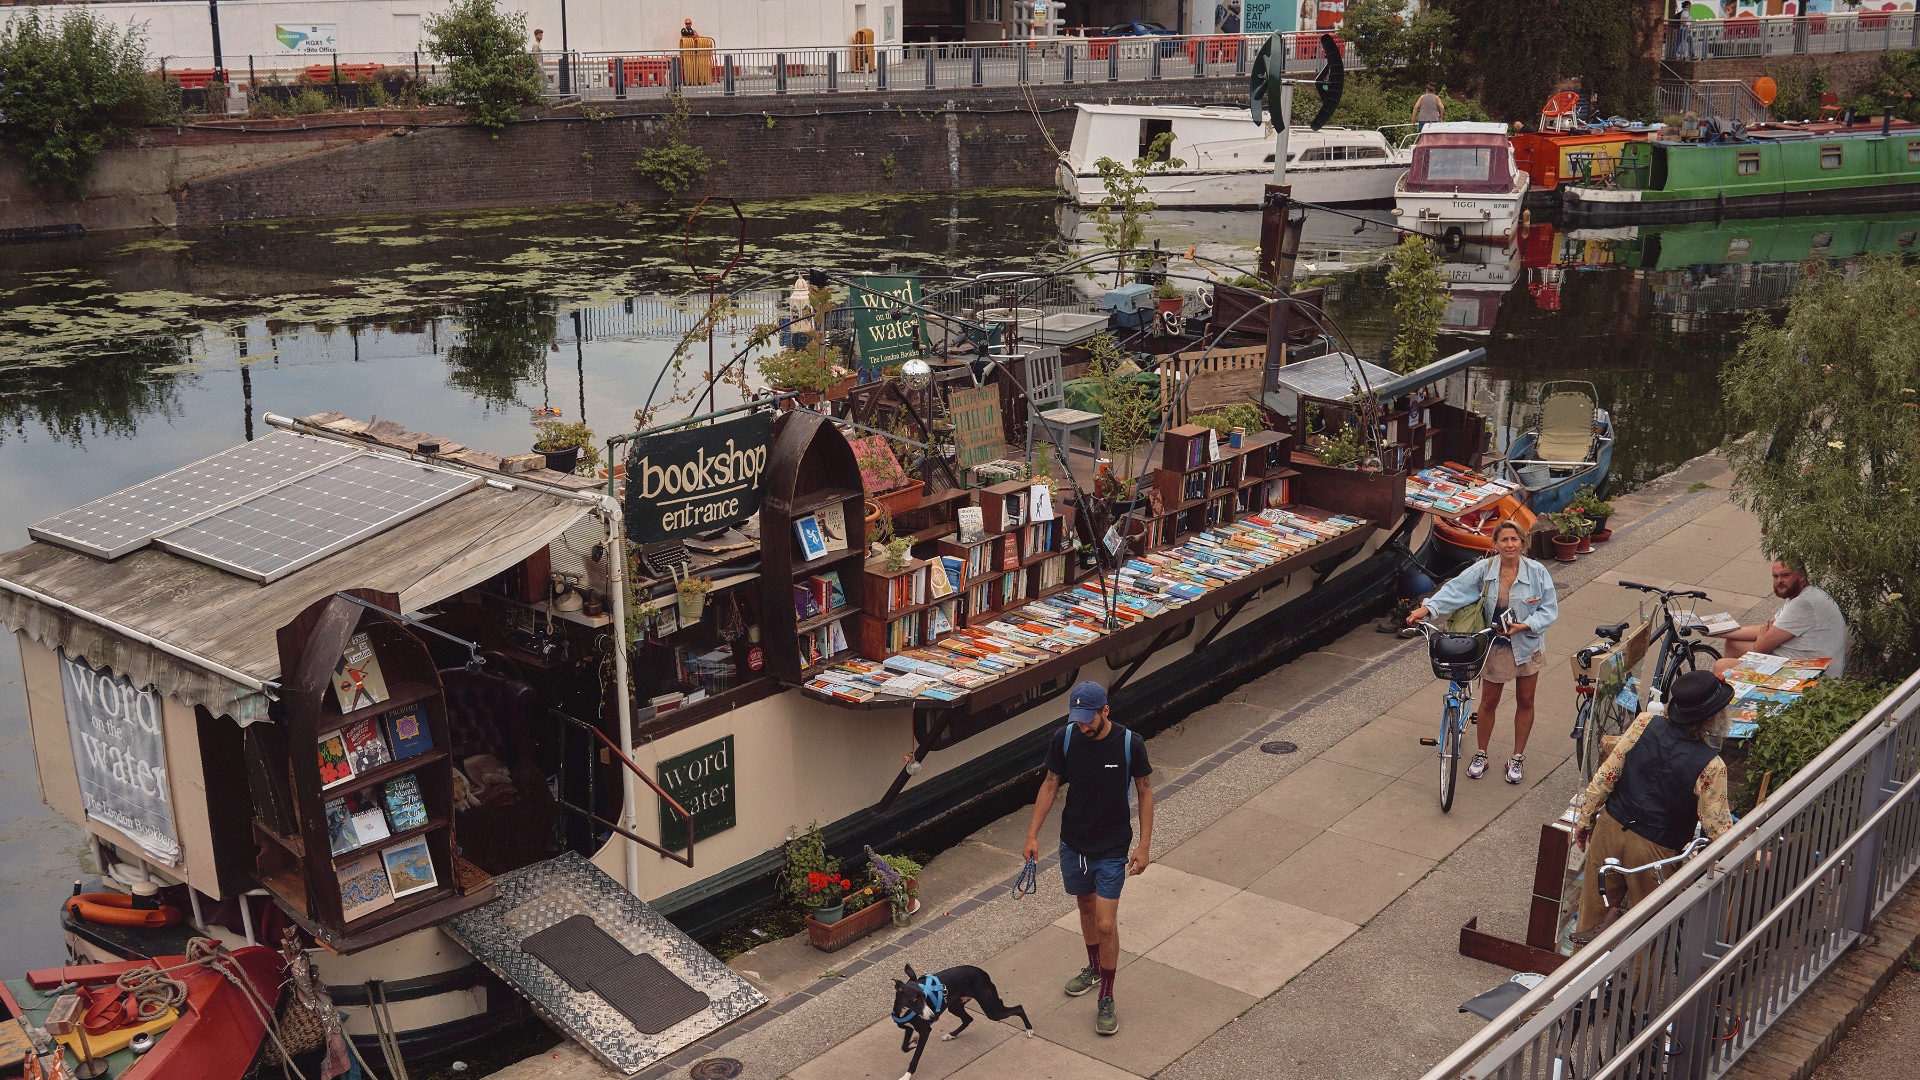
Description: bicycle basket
xmin=1429 ymin=632 xmax=1493 ymax=681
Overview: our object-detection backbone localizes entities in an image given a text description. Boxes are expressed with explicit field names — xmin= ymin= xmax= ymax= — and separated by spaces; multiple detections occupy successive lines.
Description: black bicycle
xmin=1618 ymin=579 xmax=1723 ymax=708
xmin=1571 ymin=620 xmax=1633 ymax=780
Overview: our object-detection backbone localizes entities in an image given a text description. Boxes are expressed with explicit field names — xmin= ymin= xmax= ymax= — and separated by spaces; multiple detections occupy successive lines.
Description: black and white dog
xmin=892 ymin=962 xmax=1032 ymax=1079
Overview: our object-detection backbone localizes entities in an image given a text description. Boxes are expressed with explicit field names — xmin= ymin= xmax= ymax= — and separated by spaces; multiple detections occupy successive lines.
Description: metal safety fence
xmin=1420 ymin=665 xmax=1920 ymax=1080
xmin=1655 ymin=79 xmax=1772 ymax=126
xmin=1670 ymin=14 xmax=1920 ymax=60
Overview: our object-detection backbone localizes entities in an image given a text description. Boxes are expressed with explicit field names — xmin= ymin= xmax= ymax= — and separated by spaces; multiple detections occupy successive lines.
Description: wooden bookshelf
xmin=267 ymin=588 xmax=494 ymax=955
xmin=759 ymin=410 xmax=869 ymax=684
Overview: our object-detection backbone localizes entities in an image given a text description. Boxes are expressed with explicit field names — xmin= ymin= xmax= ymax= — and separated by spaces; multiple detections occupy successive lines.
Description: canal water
xmin=1 ymin=192 xmax=1914 ymax=976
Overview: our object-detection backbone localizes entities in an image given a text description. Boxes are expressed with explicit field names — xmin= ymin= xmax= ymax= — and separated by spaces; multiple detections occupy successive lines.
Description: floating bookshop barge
xmin=0 ymin=279 xmax=1496 ymax=1068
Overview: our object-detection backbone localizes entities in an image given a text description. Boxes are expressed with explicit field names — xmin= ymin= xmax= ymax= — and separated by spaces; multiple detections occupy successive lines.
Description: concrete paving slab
xmin=913 ymin=841 xmax=1024 ymax=915
xmin=727 ymin=930 xmax=844 ymax=1001
xmin=1248 ymin=832 xmax=1437 ymax=926
xmin=1223 ymin=650 xmax=1365 ymax=711
xmin=947 ymin=1029 xmax=1140 ymax=1080
xmin=1050 ymin=863 xmax=1239 ymax=954
xmin=1158 ymin=803 xmax=1316 ymax=888
xmin=1245 ymin=758 xmax=1396 ymax=830
xmin=1027 ymin=957 xmax=1255 ymax=1076
xmin=790 ymin=1013 xmax=1016 ymax=1080
xmin=1147 ymin=700 xmax=1273 ymax=770
xmin=1318 ymin=622 xmax=1409 ymax=663
xmin=977 ymin=925 xmax=1140 ymax=1017
xmin=1650 ymin=518 xmax=1759 ymax=554
xmin=1611 ymin=542 xmax=1737 ymax=588
xmin=1146 ymin=889 xmax=1358 ymax=998
xmin=1327 ymin=777 xmax=1508 ymax=860
xmin=1320 ymin=714 xmax=1438 ymax=777
xmin=972 ymin=798 xmax=1065 ymax=860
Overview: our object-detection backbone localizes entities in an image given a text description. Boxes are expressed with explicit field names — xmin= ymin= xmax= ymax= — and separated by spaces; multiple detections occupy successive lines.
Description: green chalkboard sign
xmin=850 ymin=274 xmax=925 ymax=371
xmin=657 ymin=735 xmax=735 ymax=851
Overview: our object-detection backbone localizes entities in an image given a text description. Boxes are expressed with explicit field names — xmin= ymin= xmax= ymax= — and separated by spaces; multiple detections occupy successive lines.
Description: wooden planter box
xmin=804 ymin=878 xmax=918 ymax=952
xmin=874 ymin=480 xmax=925 ymax=519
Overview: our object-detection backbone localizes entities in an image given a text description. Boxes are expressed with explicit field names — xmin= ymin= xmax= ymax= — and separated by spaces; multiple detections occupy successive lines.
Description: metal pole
xmin=600 ymin=501 xmax=640 ymax=894
xmin=828 ymin=50 xmax=838 ymax=90
xmin=925 ymin=49 xmax=935 ymax=88
xmin=879 ymin=48 xmax=889 ymax=90
xmin=615 ymin=55 xmax=626 ymax=99
xmin=776 ymin=52 xmax=788 ymax=93
xmin=724 ymin=54 xmax=736 ymax=94
xmin=1065 ymin=42 xmax=1075 ymax=82
xmin=207 ymin=0 xmax=224 ymax=82
xmin=1272 ymin=83 xmax=1292 ymax=184
xmin=559 ymin=0 xmax=570 ymax=93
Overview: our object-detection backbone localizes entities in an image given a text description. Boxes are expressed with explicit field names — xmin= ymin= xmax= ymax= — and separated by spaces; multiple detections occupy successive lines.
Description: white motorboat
xmin=1058 ymin=103 xmax=1410 ymax=209
xmin=1392 ymin=121 xmax=1528 ymax=244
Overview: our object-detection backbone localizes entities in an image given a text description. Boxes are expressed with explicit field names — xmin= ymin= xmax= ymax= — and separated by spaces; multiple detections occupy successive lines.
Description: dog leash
xmin=1010 ymin=857 xmax=1039 ymax=900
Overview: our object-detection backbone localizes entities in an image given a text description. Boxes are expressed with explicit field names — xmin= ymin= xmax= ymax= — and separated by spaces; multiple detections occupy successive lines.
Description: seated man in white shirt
xmin=1712 ymin=560 xmax=1848 ymax=679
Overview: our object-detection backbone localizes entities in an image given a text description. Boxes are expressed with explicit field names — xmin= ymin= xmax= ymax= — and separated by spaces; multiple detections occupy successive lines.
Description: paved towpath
xmin=500 ymin=452 xmax=1777 ymax=1080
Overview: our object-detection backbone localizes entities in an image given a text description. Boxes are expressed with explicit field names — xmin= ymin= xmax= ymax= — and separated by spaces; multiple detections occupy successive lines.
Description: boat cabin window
xmin=1262 ymin=152 xmax=1297 ymax=163
xmin=1820 ymin=145 xmax=1843 ymax=170
xmin=1736 ymin=150 xmax=1762 ymax=175
xmin=1425 ymin=146 xmax=1493 ymax=182
xmin=1726 ymin=238 xmax=1753 ymax=261
xmin=1296 ymin=145 xmax=1389 ymax=163
xmin=1908 ymin=140 xmax=1920 ymax=164
xmin=1810 ymin=231 xmax=1834 ymax=255
xmin=1899 ymin=230 xmax=1917 ymax=249
xmin=1140 ymin=118 xmax=1173 ymax=161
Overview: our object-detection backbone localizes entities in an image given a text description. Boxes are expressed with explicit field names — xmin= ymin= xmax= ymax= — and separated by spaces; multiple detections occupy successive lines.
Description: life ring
xmin=66 ymin=893 xmax=184 ymax=928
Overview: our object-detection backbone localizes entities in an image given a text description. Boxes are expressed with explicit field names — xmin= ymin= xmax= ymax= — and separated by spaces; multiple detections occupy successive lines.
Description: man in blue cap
xmin=1023 ymin=680 xmax=1153 ymax=1036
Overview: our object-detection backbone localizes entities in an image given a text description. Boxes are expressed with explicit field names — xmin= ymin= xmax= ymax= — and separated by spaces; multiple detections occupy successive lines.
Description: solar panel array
xmin=28 ymin=433 xmax=357 ymax=559
xmin=155 ymin=454 xmax=480 ymax=582
xmin=29 ymin=432 xmax=482 ymax=583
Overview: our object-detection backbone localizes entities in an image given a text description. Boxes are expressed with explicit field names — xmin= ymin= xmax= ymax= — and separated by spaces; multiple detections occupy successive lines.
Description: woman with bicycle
xmin=1407 ymin=520 xmax=1559 ymax=784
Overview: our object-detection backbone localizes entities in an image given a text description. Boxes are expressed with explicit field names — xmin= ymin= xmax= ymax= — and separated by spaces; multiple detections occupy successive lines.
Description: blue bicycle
xmin=1413 ymin=621 xmax=1498 ymax=813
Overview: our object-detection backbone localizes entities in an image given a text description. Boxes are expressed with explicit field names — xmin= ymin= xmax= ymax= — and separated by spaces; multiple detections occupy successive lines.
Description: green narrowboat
xmin=1567 ymin=213 xmax=1920 ymax=270
xmin=1562 ymin=124 xmax=1920 ymax=224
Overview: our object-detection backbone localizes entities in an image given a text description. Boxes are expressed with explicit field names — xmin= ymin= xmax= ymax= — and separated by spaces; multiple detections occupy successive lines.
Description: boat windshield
xmin=1407 ymin=134 xmax=1513 ymax=193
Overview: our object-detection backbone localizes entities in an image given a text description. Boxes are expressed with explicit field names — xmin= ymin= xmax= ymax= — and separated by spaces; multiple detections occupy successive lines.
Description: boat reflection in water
xmin=1438 ymin=240 xmax=1522 ymax=335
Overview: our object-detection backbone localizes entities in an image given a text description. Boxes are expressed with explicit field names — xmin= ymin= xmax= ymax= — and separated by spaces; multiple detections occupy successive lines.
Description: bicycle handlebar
xmin=1598 ymin=832 xmax=1712 ymax=896
xmin=1617 ymin=579 xmax=1709 ymax=601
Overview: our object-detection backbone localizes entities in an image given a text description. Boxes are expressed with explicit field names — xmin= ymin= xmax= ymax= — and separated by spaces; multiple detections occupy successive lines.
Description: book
xmin=382 ymin=836 xmax=439 ymax=898
xmin=332 ymin=632 xmax=390 ymax=713
xmin=346 ymin=788 xmax=390 ymax=846
xmin=341 ymin=717 xmax=392 ymax=774
xmin=325 ymin=797 xmax=361 ymax=856
xmin=382 ymin=772 xmax=429 ymax=832
xmin=818 ymin=501 xmax=850 ymax=552
xmin=794 ymin=514 xmax=829 ymax=562
xmin=1030 ymin=483 xmax=1054 ymax=521
xmin=384 ymin=705 xmax=433 ymax=761
xmin=794 ymin=584 xmax=822 ymax=619
xmin=957 ymin=506 xmax=986 ymax=544
xmin=317 ymin=729 xmax=355 ymax=789
xmin=817 ymin=570 xmax=848 ymax=609
xmin=338 ymin=850 xmax=395 ymax=921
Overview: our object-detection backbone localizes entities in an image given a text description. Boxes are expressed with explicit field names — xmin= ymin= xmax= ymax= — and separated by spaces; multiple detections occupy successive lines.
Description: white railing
xmin=1420 ymin=666 xmax=1920 ymax=1080
xmin=1668 ymin=13 xmax=1920 ymax=60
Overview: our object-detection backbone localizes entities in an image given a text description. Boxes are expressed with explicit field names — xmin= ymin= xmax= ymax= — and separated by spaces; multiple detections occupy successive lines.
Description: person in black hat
xmin=1023 ymin=680 xmax=1152 ymax=1037
xmin=1569 ymin=670 xmax=1736 ymax=942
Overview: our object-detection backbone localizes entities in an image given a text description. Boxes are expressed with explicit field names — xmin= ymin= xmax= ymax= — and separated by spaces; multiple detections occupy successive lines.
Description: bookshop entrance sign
xmin=59 ymin=650 xmax=180 ymax=865
xmin=624 ymin=414 xmax=773 ymax=545
xmin=657 ymin=736 xmax=735 ymax=850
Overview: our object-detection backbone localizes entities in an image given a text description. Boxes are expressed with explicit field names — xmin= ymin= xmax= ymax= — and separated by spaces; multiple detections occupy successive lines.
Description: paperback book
xmin=332 ymin=632 xmax=390 ymax=713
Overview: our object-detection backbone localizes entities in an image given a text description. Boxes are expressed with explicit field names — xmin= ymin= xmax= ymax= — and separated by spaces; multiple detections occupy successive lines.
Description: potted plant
xmin=1569 ymin=486 xmax=1615 ymax=540
xmin=866 ymin=846 xmax=919 ymax=927
xmin=759 ymin=339 xmax=852 ymax=405
xmin=674 ymin=570 xmax=712 ymax=624
xmin=1548 ymin=511 xmax=1584 ymax=562
xmin=1153 ymin=277 xmax=1184 ymax=316
xmin=533 ymin=421 xmax=598 ymax=475
xmin=884 ymin=536 xmax=913 ymax=572
xmin=805 ymin=871 xmax=854 ymax=924
xmin=851 ymin=434 xmax=924 ymax=517
xmin=1310 ymin=426 xmax=1365 ymax=469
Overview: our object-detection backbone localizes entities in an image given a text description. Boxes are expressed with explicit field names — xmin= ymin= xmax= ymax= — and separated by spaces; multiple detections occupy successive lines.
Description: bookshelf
xmin=265 ymin=588 xmax=492 ymax=954
xmin=760 ymin=409 xmax=868 ymax=683
xmin=858 ymin=557 xmax=934 ymax=659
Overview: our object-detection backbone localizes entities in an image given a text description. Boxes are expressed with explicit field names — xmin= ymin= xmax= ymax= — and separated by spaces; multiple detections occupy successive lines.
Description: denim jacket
xmin=1428 ymin=556 xmax=1559 ymax=667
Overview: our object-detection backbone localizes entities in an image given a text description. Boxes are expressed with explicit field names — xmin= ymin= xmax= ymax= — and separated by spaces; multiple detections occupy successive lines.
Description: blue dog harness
xmin=893 ymin=974 xmax=947 ymax=1026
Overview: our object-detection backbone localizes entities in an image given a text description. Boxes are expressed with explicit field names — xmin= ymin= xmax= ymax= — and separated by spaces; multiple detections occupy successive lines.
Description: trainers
xmin=1065 ymin=965 xmax=1099 ymax=997
xmin=1096 ymin=996 xmax=1119 ymax=1035
xmin=1466 ymin=750 xmax=1489 ymax=779
xmin=1506 ymin=755 xmax=1525 ymax=784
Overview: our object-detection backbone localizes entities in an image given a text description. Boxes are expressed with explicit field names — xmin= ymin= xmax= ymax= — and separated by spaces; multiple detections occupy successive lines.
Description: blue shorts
xmin=1060 ymin=843 xmax=1127 ymax=900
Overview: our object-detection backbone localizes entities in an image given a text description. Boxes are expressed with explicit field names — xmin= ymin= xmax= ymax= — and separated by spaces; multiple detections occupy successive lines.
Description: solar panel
xmin=154 ymin=454 xmax=481 ymax=583
xmin=28 ymin=432 xmax=358 ymax=559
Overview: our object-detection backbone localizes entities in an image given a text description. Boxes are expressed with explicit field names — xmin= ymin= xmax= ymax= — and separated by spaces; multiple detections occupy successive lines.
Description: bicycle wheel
xmin=1439 ymin=699 xmax=1462 ymax=813
xmin=1572 ymin=696 xmax=1592 ymax=778
xmin=1656 ymin=641 xmax=1722 ymax=699
xmin=1585 ymin=683 xmax=1636 ymax=775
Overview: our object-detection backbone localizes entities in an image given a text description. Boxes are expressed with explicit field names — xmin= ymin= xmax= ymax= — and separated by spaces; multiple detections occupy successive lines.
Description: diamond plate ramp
xmin=521 ymin=914 xmax=629 ymax=992
xmin=445 ymin=852 xmax=766 ymax=1075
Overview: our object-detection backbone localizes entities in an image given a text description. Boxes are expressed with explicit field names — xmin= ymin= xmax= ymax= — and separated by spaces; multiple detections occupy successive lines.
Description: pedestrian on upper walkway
xmin=1023 ymin=682 xmax=1153 ymax=1038
xmin=1413 ymin=84 xmax=1444 ymax=130
xmin=1408 ymin=519 xmax=1559 ymax=785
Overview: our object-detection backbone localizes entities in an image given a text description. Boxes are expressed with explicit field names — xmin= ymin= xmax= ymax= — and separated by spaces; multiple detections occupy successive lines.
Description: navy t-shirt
xmin=1045 ymin=723 xmax=1150 ymax=859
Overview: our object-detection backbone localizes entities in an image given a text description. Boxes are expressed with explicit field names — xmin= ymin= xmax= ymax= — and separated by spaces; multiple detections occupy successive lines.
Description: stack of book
xmin=1404 ymin=464 xmax=1520 ymax=515
xmin=1723 ymin=653 xmax=1833 ymax=739
xmin=803 ymin=508 xmax=1369 ymax=706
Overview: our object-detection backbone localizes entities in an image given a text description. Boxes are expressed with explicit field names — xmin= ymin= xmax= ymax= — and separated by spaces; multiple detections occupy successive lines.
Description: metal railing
xmin=1669 ymin=14 xmax=1920 ymax=59
xmin=565 ymin=33 xmax=1350 ymax=102
xmin=1421 ymin=666 xmax=1920 ymax=1080
xmin=1656 ymin=79 xmax=1772 ymax=126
